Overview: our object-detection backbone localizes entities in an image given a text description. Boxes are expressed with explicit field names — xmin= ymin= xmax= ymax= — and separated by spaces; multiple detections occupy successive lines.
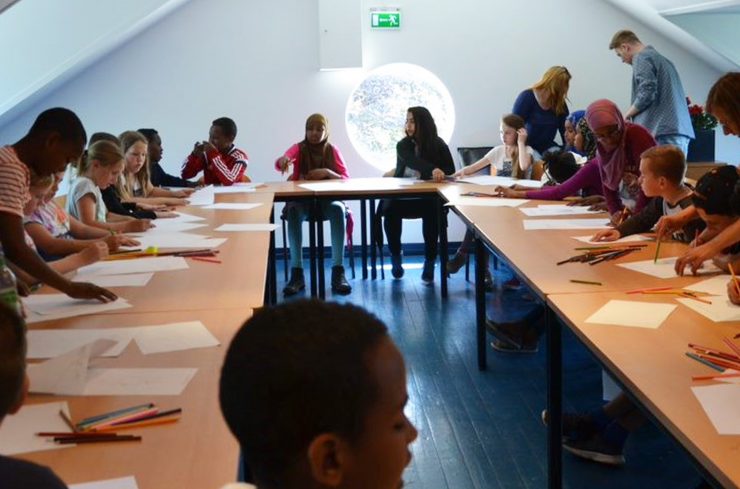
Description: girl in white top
xmin=453 ymin=113 xmax=535 ymax=179
xmin=67 ymin=140 xmax=152 ymax=234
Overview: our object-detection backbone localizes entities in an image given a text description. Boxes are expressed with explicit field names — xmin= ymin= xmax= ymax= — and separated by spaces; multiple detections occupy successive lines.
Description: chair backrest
xmin=456 ymin=147 xmax=494 ymax=169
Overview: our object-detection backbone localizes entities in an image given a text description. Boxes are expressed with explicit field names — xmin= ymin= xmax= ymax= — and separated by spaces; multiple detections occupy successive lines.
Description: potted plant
xmin=686 ymin=97 xmax=718 ymax=162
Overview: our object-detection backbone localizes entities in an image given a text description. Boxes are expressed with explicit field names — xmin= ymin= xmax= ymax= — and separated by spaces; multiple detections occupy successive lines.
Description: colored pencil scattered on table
xmin=557 ymin=245 xmax=646 ymax=266
xmin=686 ymin=340 xmax=740 ymax=374
xmin=685 ymin=352 xmax=725 ymax=372
xmin=569 ymin=279 xmax=603 ymax=286
xmin=728 ymin=263 xmax=740 ymax=297
xmin=653 ymin=239 xmax=662 ymax=264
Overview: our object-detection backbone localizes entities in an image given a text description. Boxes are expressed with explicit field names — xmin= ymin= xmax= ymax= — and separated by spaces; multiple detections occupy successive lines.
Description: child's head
xmin=119 ymin=131 xmax=149 ymax=176
xmin=542 ymin=150 xmax=579 ymax=184
xmin=24 ymin=174 xmax=54 ymax=216
xmin=0 ymin=304 xmax=27 ymax=423
xmin=532 ymin=66 xmax=571 ymax=116
xmin=499 ymin=113 xmax=525 ymax=146
xmin=220 ymin=300 xmax=417 ymax=489
xmin=706 ymin=72 xmax=740 ymax=137
xmin=78 ymin=140 xmax=125 ymax=190
xmin=637 ymin=145 xmax=686 ymax=198
xmin=574 ymin=118 xmax=597 ymax=159
xmin=405 ymin=106 xmax=437 ymax=144
xmin=138 ymin=128 xmax=162 ymax=164
xmin=564 ymin=110 xmax=585 ymax=148
xmin=692 ymin=165 xmax=739 ymax=232
xmin=586 ymin=99 xmax=625 ymax=152
xmin=22 ymin=108 xmax=87 ymax=175
xmin=209 ymin=117 xmax=238 ymax=153
xmin=305 ymin=113 xmax=329 ymax=145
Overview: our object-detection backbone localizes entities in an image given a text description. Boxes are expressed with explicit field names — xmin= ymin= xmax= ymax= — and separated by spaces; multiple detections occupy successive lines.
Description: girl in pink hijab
xmin=586 ymin=99 xmax=656 ymax=222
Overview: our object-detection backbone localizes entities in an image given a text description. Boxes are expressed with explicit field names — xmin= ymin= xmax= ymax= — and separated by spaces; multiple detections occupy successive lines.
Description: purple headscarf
xmin=586 ymin=99 xmax=630 ymax=191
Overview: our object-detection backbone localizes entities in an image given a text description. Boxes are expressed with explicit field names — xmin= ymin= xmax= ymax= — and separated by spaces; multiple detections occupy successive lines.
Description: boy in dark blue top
xmin=138 ymin=129 xmax=198 ymax=188
xmin=0 ymin=304 xmax=67 ymax=488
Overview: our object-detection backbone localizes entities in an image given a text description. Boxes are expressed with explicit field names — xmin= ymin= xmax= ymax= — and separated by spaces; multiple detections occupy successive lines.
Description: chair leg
xmin=281 ymin=215 xmax=288 ymax=282
xmin=349 ymin=245 xmax=356 ymax=279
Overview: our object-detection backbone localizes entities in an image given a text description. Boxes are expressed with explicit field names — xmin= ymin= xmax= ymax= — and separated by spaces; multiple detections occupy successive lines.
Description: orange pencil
xmin=94 ymin=415 xmax=181 ymax=432
xmin=190 ymin=256 xmax=222 ymax=264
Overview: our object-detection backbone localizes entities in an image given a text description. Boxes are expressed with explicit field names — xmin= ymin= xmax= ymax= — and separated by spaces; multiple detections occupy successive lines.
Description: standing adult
xmin=609 ymin=30 xmax=694 ymax=155
xmin=512 ymin=66 xmax=571 ymax=158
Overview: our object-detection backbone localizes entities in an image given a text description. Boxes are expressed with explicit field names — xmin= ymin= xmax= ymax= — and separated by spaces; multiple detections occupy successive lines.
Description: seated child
xmin=181 ymin=117 xmax=249 ymax=186
xmin=25 ymin=171 xmax=139 ymax=260
xmin=219 ymin=299 xmax=418 ymax=489
xmin=138 ymin=128 xmax=198 ymax=188
xmin=276 ymin=114 xmax=351 ymax=296
xmin=591 ymin=145 xmax=703 ymax=242
xmin=0 ymin=304 xmax=68 ymax=487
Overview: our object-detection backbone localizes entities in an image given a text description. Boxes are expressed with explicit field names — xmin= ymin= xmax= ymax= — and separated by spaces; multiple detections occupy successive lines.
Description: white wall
xmin=1 ymin=0 xmax=738 ymax=246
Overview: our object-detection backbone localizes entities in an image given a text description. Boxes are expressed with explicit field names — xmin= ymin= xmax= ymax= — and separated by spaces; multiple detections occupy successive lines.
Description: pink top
xmin=275 ymin=143 xmax=349 ymax=181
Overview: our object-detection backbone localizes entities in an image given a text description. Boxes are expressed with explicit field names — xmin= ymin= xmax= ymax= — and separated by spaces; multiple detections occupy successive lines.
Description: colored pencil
xmin=77 ymin=403 xmax=154 ymax=428
xmin=59 ymin=410 xmax=76 ymax=432
xmin=55 ymin=435 xmax=141 ymax=444
xmin=95 ymin=415 xmax=181 ymax=432
xmin=692 ymin=372 xmax=740 ymax=381
xmin=84 ymin=407 xmax=160 ymax=431
xmin=653 ymin=239 xmax=662 ymax=263
xmin=685 ymin=352 xmax=725 ymax=372
xmin=723 ymin=337 xmax=740 ymax=359
xmin=569 ymin=279 xmax=602 ymax=285
xmin=626 ymin=286 xmax=674 ymax=294
xmin=729 ymin=263 xmax=740 ymax=297
xmin=38 ymin=431 xmax=118 ymax=438
xmin=617 ymin=207 xmax=629 ymax=225
xmin=190 ymin=256 xmax=222 ymax=264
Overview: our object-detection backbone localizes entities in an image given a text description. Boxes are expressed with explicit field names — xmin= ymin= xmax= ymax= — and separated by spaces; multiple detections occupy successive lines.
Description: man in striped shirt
xmin=609 ymin=30 xmax=695 ymax=156
xmin=0 ymin=108 xmax=116 ymax=302
xmin=181 ymin=117 xmax=249 ymax=186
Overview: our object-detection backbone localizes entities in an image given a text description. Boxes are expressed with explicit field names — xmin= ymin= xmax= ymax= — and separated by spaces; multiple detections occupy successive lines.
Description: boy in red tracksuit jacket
xmin=181 ymin=117 xmax=249 ymax=185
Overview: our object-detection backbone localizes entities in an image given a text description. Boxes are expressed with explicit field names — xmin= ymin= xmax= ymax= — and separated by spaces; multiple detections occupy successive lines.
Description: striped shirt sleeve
xmin=0 ymin=146 xmax=31 ymax=217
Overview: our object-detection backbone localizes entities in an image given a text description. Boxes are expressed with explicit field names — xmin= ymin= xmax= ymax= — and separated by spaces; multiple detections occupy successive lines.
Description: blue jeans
xmin=286 ymin=201 xmax=345 ymax=269
xmin=656 ymin=134 xmax=690 ymax=157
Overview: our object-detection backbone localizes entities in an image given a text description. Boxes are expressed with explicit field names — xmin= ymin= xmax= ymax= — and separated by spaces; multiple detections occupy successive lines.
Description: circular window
xmin=345 ymin=63 xmax=455 ymax=171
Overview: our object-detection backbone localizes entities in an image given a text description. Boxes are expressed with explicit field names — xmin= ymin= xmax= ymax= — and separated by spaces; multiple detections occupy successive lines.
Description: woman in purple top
xmin=512 ymin=66 xmax=572 ymax=156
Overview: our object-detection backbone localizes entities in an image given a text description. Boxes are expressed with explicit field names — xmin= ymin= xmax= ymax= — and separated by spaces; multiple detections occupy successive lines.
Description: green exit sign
xmin=371 ymin=11 xmax=400 ymax=29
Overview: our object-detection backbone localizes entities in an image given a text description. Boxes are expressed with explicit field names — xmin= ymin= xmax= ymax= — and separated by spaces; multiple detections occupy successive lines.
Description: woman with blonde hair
xmin=512 ymin=66 xmax=572 ymax=158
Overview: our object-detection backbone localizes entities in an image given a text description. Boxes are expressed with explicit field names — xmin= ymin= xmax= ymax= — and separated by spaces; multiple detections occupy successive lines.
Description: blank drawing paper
xmin=23 ymin=296 xmax=131 ymax=324
xmin=445 ymin=197 xmax=529 ymax=208
xmin=215 ymin=223 xmax=278 ymax=232
xmin=618 ymin=257 xmax=721 ymax=279
xmin=572 ymin=234 xmax=652 ymax=244
xmin=201 ymin=202 xmax=262 ymax=211
xmin=585 ymin=300 xmax=676 ymax=329
xmin=76 ymin=256 xmax=189 ymax=277
xmin=523 ymin=219 xmax=610 ymax=230
xmin=0 ymin=402 xmax=74 ymax=455
xmin=69 ymin=477 xmax=139 ymax=489
xmin=676 ymin=297 xmax=740 ymax=322
xmin=520 ymin=205 xmax=602 ymax=217
xmin=691 ymin=384 xmax=740 ymax=435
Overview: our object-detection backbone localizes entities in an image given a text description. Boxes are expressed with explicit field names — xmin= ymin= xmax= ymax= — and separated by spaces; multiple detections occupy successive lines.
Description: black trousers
xmin=382 ymin=198 xmax=438 ymax=261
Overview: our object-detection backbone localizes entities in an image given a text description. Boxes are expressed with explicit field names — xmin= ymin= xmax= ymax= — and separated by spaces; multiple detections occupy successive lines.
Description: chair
xmin=280 ymin=205 xmax=355 ymax=282
xmin=455 ymin=146 xmax=497 ymax=281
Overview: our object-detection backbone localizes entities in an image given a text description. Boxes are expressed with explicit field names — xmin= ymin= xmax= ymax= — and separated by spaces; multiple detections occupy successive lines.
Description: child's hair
xmin=531 ymin=66 xmax=571 ymax=116
xmin=212 ymin=117 xmax=237 ymax=139
xmin=640 ymin=145 xmax=686 ymax=186
xmin=137 ymin=128 xmax=158 ymax=143
xmin=609 ymin=30 xmax=641 ymax=49
xmin=406 ymin=106 xmax=438 ymax=154
xmin=0 ymin=304 xmax=27 ymax=418
xmin=219 ymin=299 xmax=389 ymax=488
xmin=299 ymin=113 xmax=335 ymax=177
xmin=501 ymin=113 xmax=528 ymax=179
xmin=706 ymin=72 xmax=740 ymax=129
xmin=542 ymin=150 xmax=579 ymax=184
xmin=576 ymin=118 xmax=597 ymax=160
xmin=78 ymin=132 xmax=120 ymax=172
xmin=27 ymin=107 xmax=87 ymax=146
xmin=692 ymin=165 xmax=739 ymax=216
xmin=117 ymin=130 xmax=152 ymax=200
xmin=29 ymin=173 xmax=54 ymax=189
xmin=76 ymin=140 xmax=124 ymax=174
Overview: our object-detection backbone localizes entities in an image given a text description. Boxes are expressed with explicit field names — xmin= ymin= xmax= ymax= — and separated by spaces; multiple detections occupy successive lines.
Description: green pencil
xmin=569 ymin=279 xmax=603 ymax=286
xmin=653 ymin=239 xmax=662 ymax=264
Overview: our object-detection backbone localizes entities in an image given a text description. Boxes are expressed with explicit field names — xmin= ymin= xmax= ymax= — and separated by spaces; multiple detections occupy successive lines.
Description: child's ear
xmin=9 ymin=373 xmax=29 ymax=415
xmin=307 ymin=433 xmax=347 ymax=487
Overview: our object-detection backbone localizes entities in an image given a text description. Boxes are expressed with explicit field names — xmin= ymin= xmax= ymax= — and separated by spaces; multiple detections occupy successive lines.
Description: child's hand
xmin=453 ymin=168 xmax=465 ymax=178
xmin=203 ymin=142 xmax=217 ymax=153
xmin=277 ymin=156 xmax=295 ymax=174
xmin=64 ymin=281 xmax=117 ymax=303
xmin=79 ymin=242 xmax=109 ymax=265
xmin=727 ymin=279 xmax=740 ymax=305
xmin=172 ymin=189 xmax=193 ymax=198
xmin=431 ymin=168 xmax=445 ymax=182
xmin=106 ymin=234 xmax=139 ymax=251
xmin=591 ymin=229 xmax=621 ymax=242
xmin=192 ymin=142 xmax=204 ymax=156
xmin=655 ymin=214 xmax=687 ymax=241
xmin=517 ymin=128 xmax=528 ymax=145
xmin=155 ymin=211 xmax=178 ymax=219
xmin=495 ymin=185 xmax=519 ymax=198
xmin=125 ymin=219 xmax=153 ymax=233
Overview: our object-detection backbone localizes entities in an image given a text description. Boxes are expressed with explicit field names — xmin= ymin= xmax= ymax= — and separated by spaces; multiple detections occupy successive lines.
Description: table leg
xmin=266 ymin=207 xmax=277 ymax=305
xmin=547 ymin=306 xmax=562 ymax=489
xmin=475 ymin=235 xmax=487 ymax=370
xmin=317 ymin=202 xmax=325 ymax=300
xmin=439 ymin=196 xmax=448 ymax=299
xmin=361 ymin=199 xmax=368 ymax=280
xmin=309 ymin=199 xmax=317 ymax=298
xmin=370 ymin=198 xmax=378 ymax=280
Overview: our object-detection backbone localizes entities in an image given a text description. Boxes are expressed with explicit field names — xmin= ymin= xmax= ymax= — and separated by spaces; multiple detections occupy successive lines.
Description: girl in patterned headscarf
xmin=575 ymin=117 xmax=597 ymax=160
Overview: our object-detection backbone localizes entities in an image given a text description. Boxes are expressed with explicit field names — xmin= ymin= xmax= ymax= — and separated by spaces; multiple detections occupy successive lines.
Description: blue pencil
xmin=685 ymin=352 xmax=725 ymax=372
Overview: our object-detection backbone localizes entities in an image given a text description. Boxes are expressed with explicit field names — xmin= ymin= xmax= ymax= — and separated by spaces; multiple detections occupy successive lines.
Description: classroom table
xmin=547 ymin=292 xmax=740 ymax=489
xmin=22 ymin=307 xmax=251 ymax=489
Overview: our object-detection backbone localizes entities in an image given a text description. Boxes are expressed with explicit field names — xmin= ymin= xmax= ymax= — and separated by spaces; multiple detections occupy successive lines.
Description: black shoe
xmin=563 ymin=432 xmax=625 ymax=466
xmin=541 ymin=409 xmax=598 ymax=442
xmin=283 ymin=267 xmax=305 ymax=296
xmin=331 ymin=265 xmax=352 ymax=295
xmin=446 ymin=252 xmax=466 ymax=274
xmin=391 ymin=253 xmax=404 ymax=279
xmin=421 ymin=259 xmax=435 ymax=284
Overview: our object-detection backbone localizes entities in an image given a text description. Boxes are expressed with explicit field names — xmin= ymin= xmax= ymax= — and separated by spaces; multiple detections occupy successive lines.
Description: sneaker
xmin=563 ymin=432 xmax=625 ymax=466
xmin=446 ymin=252 xmax=466 ymax=275
xmin=421 ymin=259 xmax=435 ymax=284
xmin=391 ymin=253 xmax=404 ymax=279
xmin=490 ymin=338 xmax=538 ymax=354
xmin=485 ymin=319 xmax=521 ymax=349
xmin=541 ymin=409 xmax=598 ymax=442
xmin=331 ymin=265 xmax=352 ymax=295
xmin=283 ymin=267 xmax=305 ymax=296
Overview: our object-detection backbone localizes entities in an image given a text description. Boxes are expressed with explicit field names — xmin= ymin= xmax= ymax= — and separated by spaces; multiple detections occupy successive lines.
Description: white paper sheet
xmin=585 ymin=300 xmax=677 ymax=329
xmin=445 ymin=197 xmax=529 ymax=208
xmin=685 ymin=275 xmax=733 ymax=297
xmin=676 ymin=297 xmax=740 ymax=322
xmin=458 ymin=175 xmax=544 ymax=188
xmin=168 ymin=212 xmax=206 ymax=223
xmin=69 ymin=476 xmax=139 ymax=489
xmin=23 ymin=296 xmax=132 ymax=324
xmin=215 ymin=223 xmax=278 ymax=232
xmin=78 ymin=273 xmax=154 ymax=288
xmin=212 ymin=185 xmax=258 ymax=194
xmin=123 ymin=233 xmax=226 ymax=250
xmin=76 ymin=256 xmax=189 ymax=277
xmin=523 ymin=219 xmax=611 ymax=230
xmin=691 ymin=384 xmax=740 ymax=435
xmin=187 ymin=185 xmax=215 ymax=206
xmin=136 ymin=221 xmax=208 ymax=233
xmin=27 ymin=321 xmax=218 ymax=359
xmin=202 ymin=202 xmax=263 ymax=211
xmin=520 ymin=205 xmax=603 ymax=217
xmin=617 ymin=257 xmax=721 ymax=279
xmin=0 ymin=402 xmax=75 ymax=455
xmin=572 ymin=234 xmax=652 ymax=244
xmin=298 ymin=179 xmax=412 ymax=192
xmin=28 ymin=340 xmax=117 ymax=395
xmin=82 ymin=368 xmax=197 ymax=395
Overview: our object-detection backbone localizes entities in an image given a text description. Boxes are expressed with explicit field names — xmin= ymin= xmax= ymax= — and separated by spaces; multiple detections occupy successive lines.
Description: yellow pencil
xmin=93 ymin=415 xmax=181 ymax=432
xmin=653 ymin=239 xmax=662 ymax=264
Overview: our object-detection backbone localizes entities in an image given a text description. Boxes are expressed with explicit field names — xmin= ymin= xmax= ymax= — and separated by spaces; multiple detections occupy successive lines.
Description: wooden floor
xmin=278 ymin=253 xmax=705 ymax=489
